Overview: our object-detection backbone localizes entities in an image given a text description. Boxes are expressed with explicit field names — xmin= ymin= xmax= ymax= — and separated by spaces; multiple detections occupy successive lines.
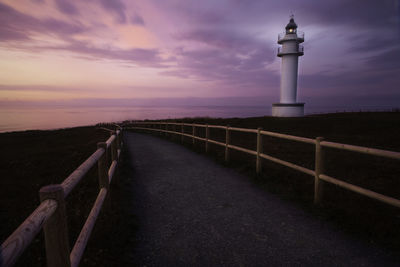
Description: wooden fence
xmin=0 ymin=128 xmax=123 ymax=267
xmin=128 ymin=122 xmax=400 ymax=209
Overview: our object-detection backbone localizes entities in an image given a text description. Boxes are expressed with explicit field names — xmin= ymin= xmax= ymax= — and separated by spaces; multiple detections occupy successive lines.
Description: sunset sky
xmin=1 ymin=0 xmax=399 ymax=107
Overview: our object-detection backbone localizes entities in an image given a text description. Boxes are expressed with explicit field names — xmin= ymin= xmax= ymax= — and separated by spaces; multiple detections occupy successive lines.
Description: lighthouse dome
xmin=285 ymin=18 xmax=297 ymax=34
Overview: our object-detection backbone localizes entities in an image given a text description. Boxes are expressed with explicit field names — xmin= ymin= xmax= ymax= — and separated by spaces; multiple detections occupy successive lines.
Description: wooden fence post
xmin=111 ymin=132 xmax=117 ymax=162
xmin=116 ymin=131 xmax=120 ymax=151
xmin=118 ymin=130 xmax=123 ymax=149
xmin=39 ymin=184 xmax=70 ymax=267
xmin=205 ymin=124 xmax=209 ymax=153
xmin=256 ymin=127 xmax=263 ymax=174
xmin=225 ymin=125 xmax=230 ymax=163
xmin=181 ymin=123 xmax=184 ymax=144
xmin=192 ymin=125 xmax=196 ymax=146
xmin=314 ymin=137 xmax=325 ymax=204
xmin=97 ymin=142 xmax=109 ymax=190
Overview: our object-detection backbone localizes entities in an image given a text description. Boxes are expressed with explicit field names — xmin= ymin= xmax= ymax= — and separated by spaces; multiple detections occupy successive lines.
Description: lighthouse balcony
xmin=278 ymin=31 xmax=304 ymax=44
xmin=277 ymin=45 xmax=304 ymax=57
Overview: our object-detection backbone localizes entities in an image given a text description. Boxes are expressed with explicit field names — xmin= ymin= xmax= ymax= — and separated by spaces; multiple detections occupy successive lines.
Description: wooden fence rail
xmin=127 ymin=122 xmax=400 ymax=209
xmin=0 ymin=128 xmax=123 ymax=267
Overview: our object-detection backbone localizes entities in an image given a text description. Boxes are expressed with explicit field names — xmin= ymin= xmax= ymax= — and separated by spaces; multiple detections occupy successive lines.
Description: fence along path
xmin=0 ymin=127 xmax=122 ymax=267
xmin=128 ymin=122 xmax=400 ymax=209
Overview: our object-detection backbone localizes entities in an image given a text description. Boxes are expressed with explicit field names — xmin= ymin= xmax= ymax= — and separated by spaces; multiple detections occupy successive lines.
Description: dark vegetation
xmin=1 ymin=112 xmax=399 ymax=266
xmin=126 ymin=112 xmax=400 ymax=253
xmin=0 ymin=126 xmax=136 ymax=266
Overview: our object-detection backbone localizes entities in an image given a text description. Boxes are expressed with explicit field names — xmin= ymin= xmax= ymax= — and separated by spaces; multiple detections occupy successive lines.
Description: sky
xmin=0 ymin=0 xmax=399 ymax=108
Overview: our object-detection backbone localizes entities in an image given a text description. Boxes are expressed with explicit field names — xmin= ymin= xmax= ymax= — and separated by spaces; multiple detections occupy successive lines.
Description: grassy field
xmin=128 ymin=111 xmax=400 ymax=252
xmin=0 ymin=126 xmax=136 ymax=266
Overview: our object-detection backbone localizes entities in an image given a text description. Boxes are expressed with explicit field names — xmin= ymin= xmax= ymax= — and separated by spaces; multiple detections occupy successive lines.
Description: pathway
xmin=125 ymin=132 xmax=397 ymax=266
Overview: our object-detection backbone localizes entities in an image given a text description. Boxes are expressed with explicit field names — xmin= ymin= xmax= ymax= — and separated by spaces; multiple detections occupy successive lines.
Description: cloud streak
xmin=0 ymin=2 xmax=167 ymax=68
xmin=98 ymin=0 xmax=127 ymax=24
xmin=54 ymin=0 xmax=79 ymax=15
xmin=40 ymin=39 xmax=169 ymax=67
xmin=161 ymin=28 xmax=278 ymax=90
xmin=0 ymin=2 xmax=87 ymax=41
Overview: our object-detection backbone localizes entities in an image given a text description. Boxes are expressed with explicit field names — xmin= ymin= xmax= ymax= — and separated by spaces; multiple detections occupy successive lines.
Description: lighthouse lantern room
xmin=272 ymin=16 xmax=305 ymax=117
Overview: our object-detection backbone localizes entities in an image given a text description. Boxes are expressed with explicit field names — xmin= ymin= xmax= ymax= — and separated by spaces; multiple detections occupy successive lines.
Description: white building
xmin=272 ymin=16 xmax=305 ymax=117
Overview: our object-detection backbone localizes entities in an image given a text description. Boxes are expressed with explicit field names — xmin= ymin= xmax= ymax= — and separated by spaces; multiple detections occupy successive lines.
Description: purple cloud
xmin=0 ymin=2 xmax=165 ymax=67
xmin=0 ymin=3 xmax=35 ymax=41
xmin=0 ymin=2 xmax=170 ymax=68
xmin=0 ymin=28 xmax=29 ymax=41
xmin=54 ymin=0 xmax=79 ymax=15
xmin=0 ymin=2 xmax=86 ymax=41
xmin=41 ymin=18 xmax=86 ymax=34
xmin=299 ymin=0 xmax=398 ymax=28
xmin=299 ymin=47 xmax=400 ymax=97
xmin=131 ymin=14 xmax=145 ymax=25
xmin=364 ymin=46 xmax=400 ymax=71
xmin=98 ymin=0 xmax=127 ymax=24
xmin=177 ymin=29 xmax=256 ymax=53
xmin=161 ymin=28 xmax=277 ymax=90
xmin=36 ymin=39 xmax=169 ymax=68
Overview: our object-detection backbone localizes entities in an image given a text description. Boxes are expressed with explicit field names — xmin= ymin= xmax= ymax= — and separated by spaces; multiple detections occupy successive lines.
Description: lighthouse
xmin=272 ymin=16 xmax=305 ymax=117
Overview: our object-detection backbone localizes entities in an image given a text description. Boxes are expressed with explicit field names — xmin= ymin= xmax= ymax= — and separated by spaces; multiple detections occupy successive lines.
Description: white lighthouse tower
xmin=272 ymin=16 xmax=305 ymax=117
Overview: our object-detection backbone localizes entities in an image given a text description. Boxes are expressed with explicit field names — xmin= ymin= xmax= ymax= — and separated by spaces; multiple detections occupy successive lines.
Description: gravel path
xmin=125 ymin=132 xmax=397 ymax=266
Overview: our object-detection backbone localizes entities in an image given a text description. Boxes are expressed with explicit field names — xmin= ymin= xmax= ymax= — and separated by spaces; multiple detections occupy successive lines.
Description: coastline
xmin=1 ymin=106 xmax=399 ymax=133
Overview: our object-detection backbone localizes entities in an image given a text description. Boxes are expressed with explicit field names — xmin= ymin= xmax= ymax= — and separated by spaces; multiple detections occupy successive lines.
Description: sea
xmin=0 ymin=105 xmax=397 ymax=133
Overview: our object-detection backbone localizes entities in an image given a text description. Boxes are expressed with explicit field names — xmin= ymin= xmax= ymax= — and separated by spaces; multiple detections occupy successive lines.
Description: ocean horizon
xmin=0 ymin=105 xmax=398 ymax=133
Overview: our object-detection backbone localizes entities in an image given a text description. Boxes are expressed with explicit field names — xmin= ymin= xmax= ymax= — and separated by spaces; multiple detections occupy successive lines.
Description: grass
xmin=0 ymin=126 xmax=136 ymax=267
xmin=127 ymin=111 xmax=400 ymax=253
